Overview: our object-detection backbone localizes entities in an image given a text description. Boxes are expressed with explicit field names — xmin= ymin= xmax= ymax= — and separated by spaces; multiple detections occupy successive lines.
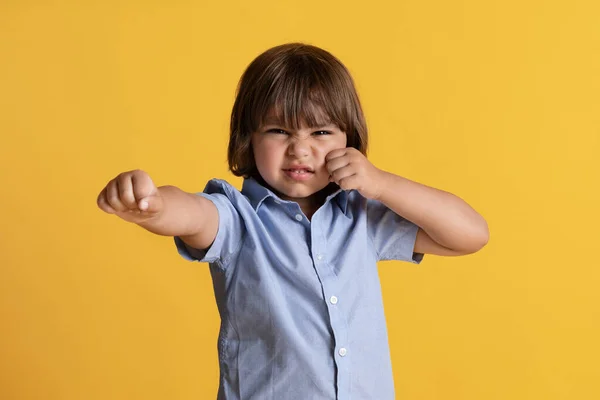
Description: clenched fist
xmin=97 ymin=169 xmax=164 ymax=224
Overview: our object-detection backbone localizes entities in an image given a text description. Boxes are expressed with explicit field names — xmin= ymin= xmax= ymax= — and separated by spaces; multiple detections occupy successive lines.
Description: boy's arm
xmin=137 ymin=186 xmax=219 ymax=250
xmin=325 ymin=149 xmax=489 ymax=256
xmin=376 ymin=172 xmax=489 ymax=256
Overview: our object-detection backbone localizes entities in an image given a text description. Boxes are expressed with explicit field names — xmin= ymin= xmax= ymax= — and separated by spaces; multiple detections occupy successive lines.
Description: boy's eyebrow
xmin=262 ymin=116 xmax=335 ymax=128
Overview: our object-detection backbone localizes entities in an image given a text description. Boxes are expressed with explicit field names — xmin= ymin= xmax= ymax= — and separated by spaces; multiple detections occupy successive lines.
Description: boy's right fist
xmin=97 ymin=169 xmax=164 ymax=223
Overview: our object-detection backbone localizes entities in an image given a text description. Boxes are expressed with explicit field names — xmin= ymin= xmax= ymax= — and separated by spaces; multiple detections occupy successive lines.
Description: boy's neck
xmin=254 ymin=177 xmax=336 ymax=220
xmin=292 ymin=184 xmax=340 ymax=220
xmin=284 ymin=191 xmax=323 ymax=220
xmin=298 ymin=197 xmax=320 ymax=220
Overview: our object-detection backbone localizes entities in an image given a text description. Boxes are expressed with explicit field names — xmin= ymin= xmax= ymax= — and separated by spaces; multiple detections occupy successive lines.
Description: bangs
xmin=262 ymin=98 xmax=335 ymax=130
xmin=250 ymin=60 xmax=350 ymax=132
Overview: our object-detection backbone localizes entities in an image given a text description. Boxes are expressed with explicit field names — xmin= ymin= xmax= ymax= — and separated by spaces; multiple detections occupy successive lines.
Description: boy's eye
xmin=265 ymin=128 xmax=333 ymax=136
xmin=267 ymin=129 xmax=288 ymax=134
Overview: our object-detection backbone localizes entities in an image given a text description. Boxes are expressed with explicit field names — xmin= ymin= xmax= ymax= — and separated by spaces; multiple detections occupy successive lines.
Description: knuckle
xmin=106 ymin=192 xmax=121 ymax=208
xmin=133 ymin=169 xmax=148 ymax=179
xmin=118 ymin=172 xmax=130 ymax=183
xmin=106 ymin=191 xmax=118 ymax=204
xmin=97 ymin=193 xmax=108 ymax=207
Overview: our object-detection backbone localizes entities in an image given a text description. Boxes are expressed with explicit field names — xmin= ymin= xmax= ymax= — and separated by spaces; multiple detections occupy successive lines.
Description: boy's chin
xmin=279 ymin=187 xmax=319 ymax=200
xmin=277 ymin=182 xmax=335 ymax=200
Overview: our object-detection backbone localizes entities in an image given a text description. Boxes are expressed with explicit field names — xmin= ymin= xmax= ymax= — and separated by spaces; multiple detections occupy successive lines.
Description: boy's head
xmin=228 ymin=43 xmax=368 ymax=200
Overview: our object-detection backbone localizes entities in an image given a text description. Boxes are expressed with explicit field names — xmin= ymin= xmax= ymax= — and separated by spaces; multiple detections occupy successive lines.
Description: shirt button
xmin=316 ymin=254 xmax=323 ymax=261
xmin=295 ymin=214 xmax=303 ymax=221
xmin=338 ymin=347 xmax=347 ymax=357
xmin=330 ymin=296 xmax=338 ymax=305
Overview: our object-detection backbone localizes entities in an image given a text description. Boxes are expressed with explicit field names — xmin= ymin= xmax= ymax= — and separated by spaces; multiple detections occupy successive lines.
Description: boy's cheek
xmin=321 ymin=143 xmax=344 ymax=158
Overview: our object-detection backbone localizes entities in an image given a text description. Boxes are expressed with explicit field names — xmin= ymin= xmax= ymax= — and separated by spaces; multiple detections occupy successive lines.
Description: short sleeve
xmin=366 ymin=199 xmax=424 ymax=263
xmin=174 ymin=190 xmax=245 ymax=269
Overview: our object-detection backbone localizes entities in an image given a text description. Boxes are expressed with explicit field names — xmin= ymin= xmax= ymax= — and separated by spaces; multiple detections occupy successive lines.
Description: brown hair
xmin=228 ymin=43 xmax=368 ymax=178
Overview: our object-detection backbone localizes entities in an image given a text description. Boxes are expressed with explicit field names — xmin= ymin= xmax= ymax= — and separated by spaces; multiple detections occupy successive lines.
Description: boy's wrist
xmin=373 ymin=169 xmax=393 ymax=201
xmin=136 ymin=186 xmax=201 ymax=237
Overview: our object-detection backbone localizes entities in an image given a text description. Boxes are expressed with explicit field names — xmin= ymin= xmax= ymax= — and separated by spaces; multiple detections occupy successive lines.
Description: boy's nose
xmin=287 ymin=139 xmax=310 ymax=158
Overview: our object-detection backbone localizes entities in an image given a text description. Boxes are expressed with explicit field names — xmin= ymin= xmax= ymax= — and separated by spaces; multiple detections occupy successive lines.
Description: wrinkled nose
xmin=287 ymin=138 xmax=310 ymax=158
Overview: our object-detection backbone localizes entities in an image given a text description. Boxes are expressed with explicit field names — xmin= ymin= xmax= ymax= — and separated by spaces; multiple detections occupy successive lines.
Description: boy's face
xmin=252 ymin=113 xmax=347 ymax=204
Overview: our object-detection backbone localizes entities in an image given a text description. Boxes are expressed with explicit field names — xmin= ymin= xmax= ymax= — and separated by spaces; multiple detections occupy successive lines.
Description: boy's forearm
xmin=377 ymin=171 xmax=489 ymax=253
xmin=136 ymin=185 xmax=207 ymax=237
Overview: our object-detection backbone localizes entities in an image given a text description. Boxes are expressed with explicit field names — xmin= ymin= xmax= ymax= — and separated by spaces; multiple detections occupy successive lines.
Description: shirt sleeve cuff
xmin=407 ymin=223 xmax=424 ymax=264
xmin=173 ymin=193 xmax=226 ymax=264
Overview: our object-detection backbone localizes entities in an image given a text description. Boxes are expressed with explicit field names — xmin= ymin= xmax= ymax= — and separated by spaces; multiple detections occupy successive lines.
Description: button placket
xmin=309 ymin=209 xmax=349 ymax=393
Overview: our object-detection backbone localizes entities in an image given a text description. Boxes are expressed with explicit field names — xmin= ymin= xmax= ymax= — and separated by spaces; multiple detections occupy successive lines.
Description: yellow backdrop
xmin=1 ymin=1 xmax=598 ymax=399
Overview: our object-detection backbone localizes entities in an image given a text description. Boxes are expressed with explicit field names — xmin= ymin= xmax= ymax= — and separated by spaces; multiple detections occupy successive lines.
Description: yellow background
xmin=1 ymin=1 xmax=599 ymax=399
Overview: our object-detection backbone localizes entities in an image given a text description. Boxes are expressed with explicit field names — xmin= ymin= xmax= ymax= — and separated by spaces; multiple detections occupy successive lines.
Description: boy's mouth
xmin=284 ymin=168 xmax=314 ymax=174
xmin=283 ymin=165 xmax=314 ymax=173
xmin=283 ymin=166 xmax=315 ymax=181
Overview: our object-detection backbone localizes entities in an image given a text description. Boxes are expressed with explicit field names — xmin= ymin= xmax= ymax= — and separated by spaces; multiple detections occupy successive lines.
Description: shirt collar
xmin=241 ymin=178 xmax=274 ymax=211
xmin=241 ymin=178 xmax=349 ymax=216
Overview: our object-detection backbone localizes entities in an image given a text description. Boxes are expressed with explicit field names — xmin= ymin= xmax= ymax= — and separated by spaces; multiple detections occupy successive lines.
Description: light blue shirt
xmin=174 ymin=178 xmax=423 ymax=400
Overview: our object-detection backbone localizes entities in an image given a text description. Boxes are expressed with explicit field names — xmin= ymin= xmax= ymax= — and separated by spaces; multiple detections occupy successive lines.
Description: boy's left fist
xmin=325 ymin=148 xmax=386 ymax=200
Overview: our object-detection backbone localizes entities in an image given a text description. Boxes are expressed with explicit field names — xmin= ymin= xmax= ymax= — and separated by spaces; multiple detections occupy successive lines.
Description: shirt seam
xmin=218 ymin=183 xmax=249 ymax=270
xmin=365 ymin=200 xmax=381 ymax=261
xmin=217 ymin=228 xmax=247 ymax=270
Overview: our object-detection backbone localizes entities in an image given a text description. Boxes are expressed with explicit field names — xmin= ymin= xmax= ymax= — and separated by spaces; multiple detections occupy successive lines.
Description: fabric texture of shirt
xmin=174 ymin=178 xmax=423 ymax=400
